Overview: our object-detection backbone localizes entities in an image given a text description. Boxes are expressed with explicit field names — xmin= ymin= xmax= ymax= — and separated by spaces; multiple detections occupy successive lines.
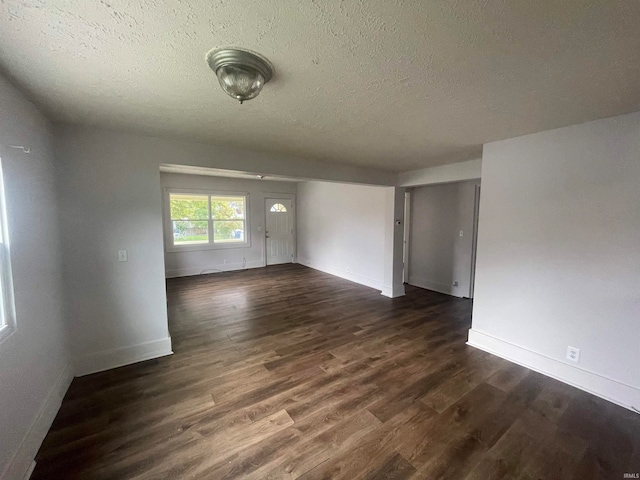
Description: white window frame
xmin=164 ymin=188 xmax=251 ymax=252
xmin=0 ymin=158 xmax=16 ymax=344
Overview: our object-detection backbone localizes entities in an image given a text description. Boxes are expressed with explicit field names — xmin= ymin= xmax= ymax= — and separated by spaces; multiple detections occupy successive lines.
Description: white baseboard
xmin=407 ymin=277 xmax=463 ymax=298
xmin=380 ymin=284 xmax=406 ymax=298
xmin=165 ymin=260 xmax=265 ymax=278
xmin=22 ymin=461 xmax=36 ymax=480
xmin=75 ymin=337 xmax=173 ymax=377
xmin=467 ymin=329 xmax=640 ymax=414
xmin=297 ymin=258 xmax=385 ymax=293
xmin=2 ymin=364 xmax=74 ymax=480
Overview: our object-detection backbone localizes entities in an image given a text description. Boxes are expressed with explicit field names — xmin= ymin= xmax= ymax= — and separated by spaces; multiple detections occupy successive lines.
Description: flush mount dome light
xmin=206 ymin=47 xmax=274 ymax=104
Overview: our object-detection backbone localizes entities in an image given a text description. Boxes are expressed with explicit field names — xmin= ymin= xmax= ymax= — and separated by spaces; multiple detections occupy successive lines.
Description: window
xmin=0 ymin=159 xmax=16 ymax=343
xmin=167 ymin=190 xmax=249 ymax=249
xmin=270 ymin=203 xmax=287 ymax=213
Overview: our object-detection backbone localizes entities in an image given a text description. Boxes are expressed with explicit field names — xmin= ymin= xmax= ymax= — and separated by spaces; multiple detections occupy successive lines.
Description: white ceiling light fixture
xmin=206 ymin=47 xmax=274 ymax=104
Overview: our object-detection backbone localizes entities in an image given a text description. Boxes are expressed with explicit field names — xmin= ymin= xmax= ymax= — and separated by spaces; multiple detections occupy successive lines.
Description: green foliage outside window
xmin=212 ymin=197 xmax=244 ymax=241
xmin=169 ymin=193 xmax=246 ymax=244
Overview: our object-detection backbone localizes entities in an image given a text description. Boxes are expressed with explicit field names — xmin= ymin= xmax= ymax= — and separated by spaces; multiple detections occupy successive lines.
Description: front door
xmin=265 ymin=198 xmax=294 ymax=265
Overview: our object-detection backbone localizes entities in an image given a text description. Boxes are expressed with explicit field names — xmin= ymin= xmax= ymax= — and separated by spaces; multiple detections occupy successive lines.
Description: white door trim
xmin=469 ymin=184 xmax=481 ymax=299
xmin=402 ymin=191 xmax=411 ymax=283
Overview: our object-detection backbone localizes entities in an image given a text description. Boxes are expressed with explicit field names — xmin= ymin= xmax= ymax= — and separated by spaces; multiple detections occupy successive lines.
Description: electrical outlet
xmin=453 ymin=281 xmax=459 ymax=287
xmin=566 ymin=346 xmax=580 ymax=363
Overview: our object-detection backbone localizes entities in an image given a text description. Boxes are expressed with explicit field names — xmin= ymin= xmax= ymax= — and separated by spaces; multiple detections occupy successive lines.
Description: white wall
xmin=54 ymin=129 xmax=173 ymax=376
xmin=399 ymin=158 xmax=482 ymax=187
xmin=408 ymin=181 xmax=478 ymax=297
xmin=161 ymin=173 xmax=297 ymax=277
xmin=384 ymin=187 xmax=407 ymax=298
xmin=297 ymin=181 xmax=388 ymax=293
xmin=0 ymin=76 xmax=72 ymax=480
xmin=469 ymin=111 xmax=640 ymax=412
xmin=53 ymin=125 xmax=396 ymax=377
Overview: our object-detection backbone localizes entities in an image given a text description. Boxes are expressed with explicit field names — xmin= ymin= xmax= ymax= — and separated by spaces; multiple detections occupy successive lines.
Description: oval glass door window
xmin=270 ymin=203 xmax=287 ymax=213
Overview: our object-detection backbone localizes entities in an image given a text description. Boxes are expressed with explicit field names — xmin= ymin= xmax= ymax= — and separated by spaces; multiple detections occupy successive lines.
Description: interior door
xmin=265 ymin=198 xmax=294 ymax=265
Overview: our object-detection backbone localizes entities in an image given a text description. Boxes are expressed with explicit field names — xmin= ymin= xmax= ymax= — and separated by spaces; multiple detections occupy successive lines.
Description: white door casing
xmin=403 ymin=191 xmax=411 ymax=283
xmin=265 ymin=198 xmax=294 ymax=265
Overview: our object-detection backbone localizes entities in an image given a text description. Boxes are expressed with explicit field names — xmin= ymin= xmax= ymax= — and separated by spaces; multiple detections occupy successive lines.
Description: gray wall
xmin=297 ymin=181 xmax=387 ymax=292
xmin=469 ymin=111 xmax=640 ymax=411
xmin=407 ymin=181 xmax=478 ymax=298
xmin=53 ymin=125 xmax=396 ymax=377
xmin=0 ymin=76 xmax=71 ymax=479
xmin=0 ymin=93 xmax=397 ymax=478
xmin=55 ymin=128 xmax=172 ymax=376
xmin=161 ymin=173 xmax=297 ymax=277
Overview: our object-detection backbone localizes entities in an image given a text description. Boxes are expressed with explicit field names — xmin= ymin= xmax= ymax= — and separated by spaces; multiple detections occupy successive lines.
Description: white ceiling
xmin=1 ymin=1 xmax=640 ymax=172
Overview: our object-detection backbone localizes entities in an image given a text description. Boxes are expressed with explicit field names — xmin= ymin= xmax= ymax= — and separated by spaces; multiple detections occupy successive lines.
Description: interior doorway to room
xmin=403 ymin=181 xmax=481 ymax=298
xmin=265 ymin=198 xmax=295 ymax=265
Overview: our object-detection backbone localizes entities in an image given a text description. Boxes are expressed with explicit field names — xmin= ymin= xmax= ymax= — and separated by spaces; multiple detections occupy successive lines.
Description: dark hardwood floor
xmin=32 ymin=264 xmax=640 ymax=479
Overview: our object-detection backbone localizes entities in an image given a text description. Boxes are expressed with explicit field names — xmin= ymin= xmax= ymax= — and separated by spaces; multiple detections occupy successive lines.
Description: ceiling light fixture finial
xmin=206 ymin=47 xmax=274 ymax=104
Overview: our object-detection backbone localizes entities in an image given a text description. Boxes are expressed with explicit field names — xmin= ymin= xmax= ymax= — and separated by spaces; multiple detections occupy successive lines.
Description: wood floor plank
xmin=160 ymin=408 xmax=295 ymax=479
xmin=365 ymin=453 xmax=416 ymax=480
xmin=296 ymin=402 xmax=432 ymax=480
xmin=30 ymin=264 xmax=640 ymax=480
xmin=250 ymin=409 xmax=382 ymax=479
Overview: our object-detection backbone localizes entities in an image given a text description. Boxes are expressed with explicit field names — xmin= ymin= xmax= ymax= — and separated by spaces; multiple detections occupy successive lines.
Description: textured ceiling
xmin=1 ymin=1 xmax=640 ymax=172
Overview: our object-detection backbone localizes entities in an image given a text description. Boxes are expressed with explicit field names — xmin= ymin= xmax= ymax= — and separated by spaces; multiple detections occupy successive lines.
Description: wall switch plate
xmin=118 ymin=250 xmax=128 ymax=262
xmin=566 ymin=346 xmax=580 ymax=362
xmin=459 ymin=230 xmax=464 ymax=237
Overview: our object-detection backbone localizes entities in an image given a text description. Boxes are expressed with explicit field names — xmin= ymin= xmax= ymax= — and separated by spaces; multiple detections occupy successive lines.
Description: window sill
xmin=166 ymin=242 xmax=252 ymax=253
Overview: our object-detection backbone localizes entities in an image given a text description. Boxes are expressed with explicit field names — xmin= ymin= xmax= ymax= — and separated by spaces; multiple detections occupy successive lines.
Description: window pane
xmin=270 ymin=203 xmax=287 ymax=213
xmin=211 ymin=196 xmax=245 ymax=220
xmin=172 ymin=220 xmax=208 ymax=245
xmin=213 ymin=220 xmax=244 ymax=243
xmin=170 ymin=194 xmax=208 ymax=220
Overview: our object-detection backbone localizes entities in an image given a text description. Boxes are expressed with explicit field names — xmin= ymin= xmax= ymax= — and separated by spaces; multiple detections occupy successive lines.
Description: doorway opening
xmin=403 ymin=181 xmax=481 ymax=298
